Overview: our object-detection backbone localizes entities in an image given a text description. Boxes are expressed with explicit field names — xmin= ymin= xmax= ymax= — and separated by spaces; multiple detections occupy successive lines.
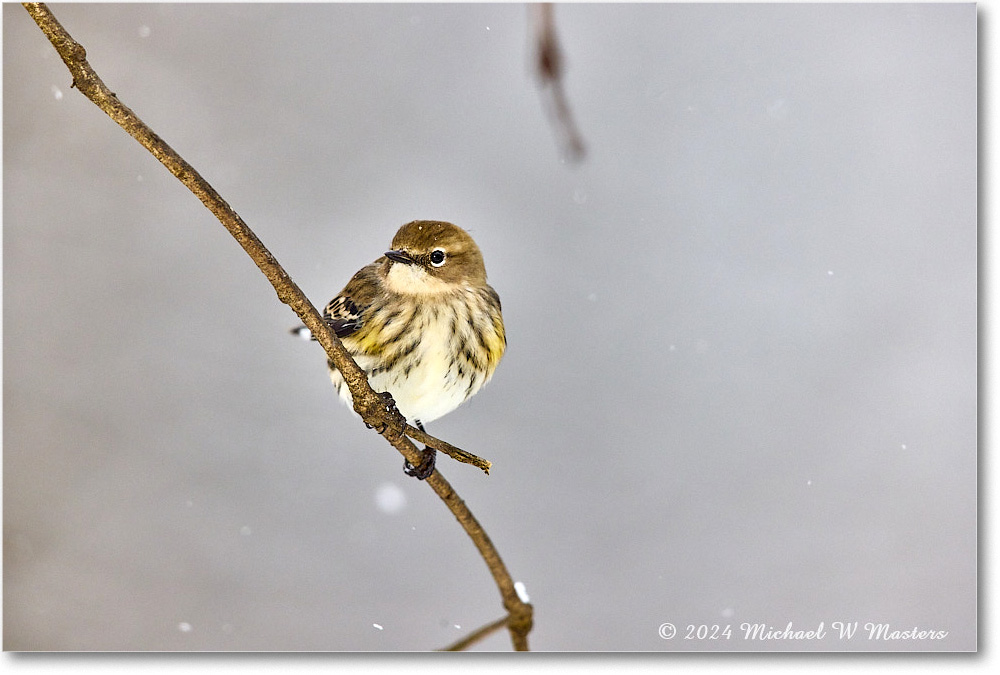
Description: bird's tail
xmin=289 ymin=325 xmax=316 ymax=341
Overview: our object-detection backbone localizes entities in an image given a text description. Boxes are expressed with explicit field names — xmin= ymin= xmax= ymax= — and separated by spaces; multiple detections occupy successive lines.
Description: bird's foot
xmin=362 ymin=391 xmax=407 ymax=441
xmin=403 ymin=447 xmax=437 ymax=480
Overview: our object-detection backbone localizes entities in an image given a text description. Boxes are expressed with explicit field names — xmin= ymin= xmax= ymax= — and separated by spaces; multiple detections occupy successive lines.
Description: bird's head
xmin=383 ymin=220 xmax=488 ymax=294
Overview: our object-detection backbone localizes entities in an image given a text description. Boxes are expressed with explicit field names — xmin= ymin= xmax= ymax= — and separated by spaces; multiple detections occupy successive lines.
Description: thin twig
xmin=408 ymin=424 xmax=491 ymax=474
xmin=23 ymin=2 xmax=531 ymax=650
xmin=438 ymin=615 xmax=510 ymax=651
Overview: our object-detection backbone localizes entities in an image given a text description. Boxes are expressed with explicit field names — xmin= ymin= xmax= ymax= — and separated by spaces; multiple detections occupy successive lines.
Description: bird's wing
xmin=321 ymin=259 xmax=385 ymax=338
xmin=290 ymin=259 xmax=385 ymax=341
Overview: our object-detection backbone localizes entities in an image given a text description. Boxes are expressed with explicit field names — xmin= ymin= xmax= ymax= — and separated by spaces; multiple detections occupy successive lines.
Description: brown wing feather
xmin=321 ymin=259 xmax=385 ymax=338
xmin=289 ymin=258 xmax=386 ymax=340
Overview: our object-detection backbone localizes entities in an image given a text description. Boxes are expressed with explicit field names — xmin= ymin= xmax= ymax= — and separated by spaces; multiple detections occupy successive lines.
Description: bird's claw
xmin=403 ymin=447 xmax=437 ymax=480
xmin=362 ymin=391 xmax=406 ymax=441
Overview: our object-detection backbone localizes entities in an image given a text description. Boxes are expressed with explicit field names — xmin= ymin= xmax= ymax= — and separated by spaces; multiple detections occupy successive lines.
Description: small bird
xmin=292 ymin=220 xmax=506 ymax=479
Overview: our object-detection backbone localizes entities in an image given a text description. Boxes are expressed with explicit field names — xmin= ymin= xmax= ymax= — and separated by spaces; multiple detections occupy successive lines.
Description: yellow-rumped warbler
xmin=293 ymin=220 xmax=506 ymax=478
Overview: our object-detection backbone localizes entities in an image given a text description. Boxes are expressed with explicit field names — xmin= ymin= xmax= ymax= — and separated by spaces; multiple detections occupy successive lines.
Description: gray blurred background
xmin=3 ymin=3 xmax=977 ymax=651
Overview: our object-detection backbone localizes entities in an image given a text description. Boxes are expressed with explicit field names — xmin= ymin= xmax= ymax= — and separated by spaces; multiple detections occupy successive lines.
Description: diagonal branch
xmin=23 ymin=2 xmax=530 ymax=650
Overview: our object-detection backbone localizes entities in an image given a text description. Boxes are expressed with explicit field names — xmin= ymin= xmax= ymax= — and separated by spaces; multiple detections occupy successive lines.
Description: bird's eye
xmin=429 ymin=249 xmax=446 ymax=267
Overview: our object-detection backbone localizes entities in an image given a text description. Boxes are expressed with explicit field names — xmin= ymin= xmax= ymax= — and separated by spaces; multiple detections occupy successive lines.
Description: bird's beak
xmin=385 ymin=249 xmax=415 ymax=265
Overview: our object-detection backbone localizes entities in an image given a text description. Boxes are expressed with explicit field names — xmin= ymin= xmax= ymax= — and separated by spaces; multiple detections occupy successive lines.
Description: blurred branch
xmin=532 ymin=3 xmax=586 ymax=162
xmin=23 ymin=2 xmax=531 ymax=651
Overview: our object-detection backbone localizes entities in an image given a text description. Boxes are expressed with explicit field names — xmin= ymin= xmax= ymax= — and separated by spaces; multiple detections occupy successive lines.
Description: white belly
xmin=329 ymin=310 xmax=487 ymax=426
